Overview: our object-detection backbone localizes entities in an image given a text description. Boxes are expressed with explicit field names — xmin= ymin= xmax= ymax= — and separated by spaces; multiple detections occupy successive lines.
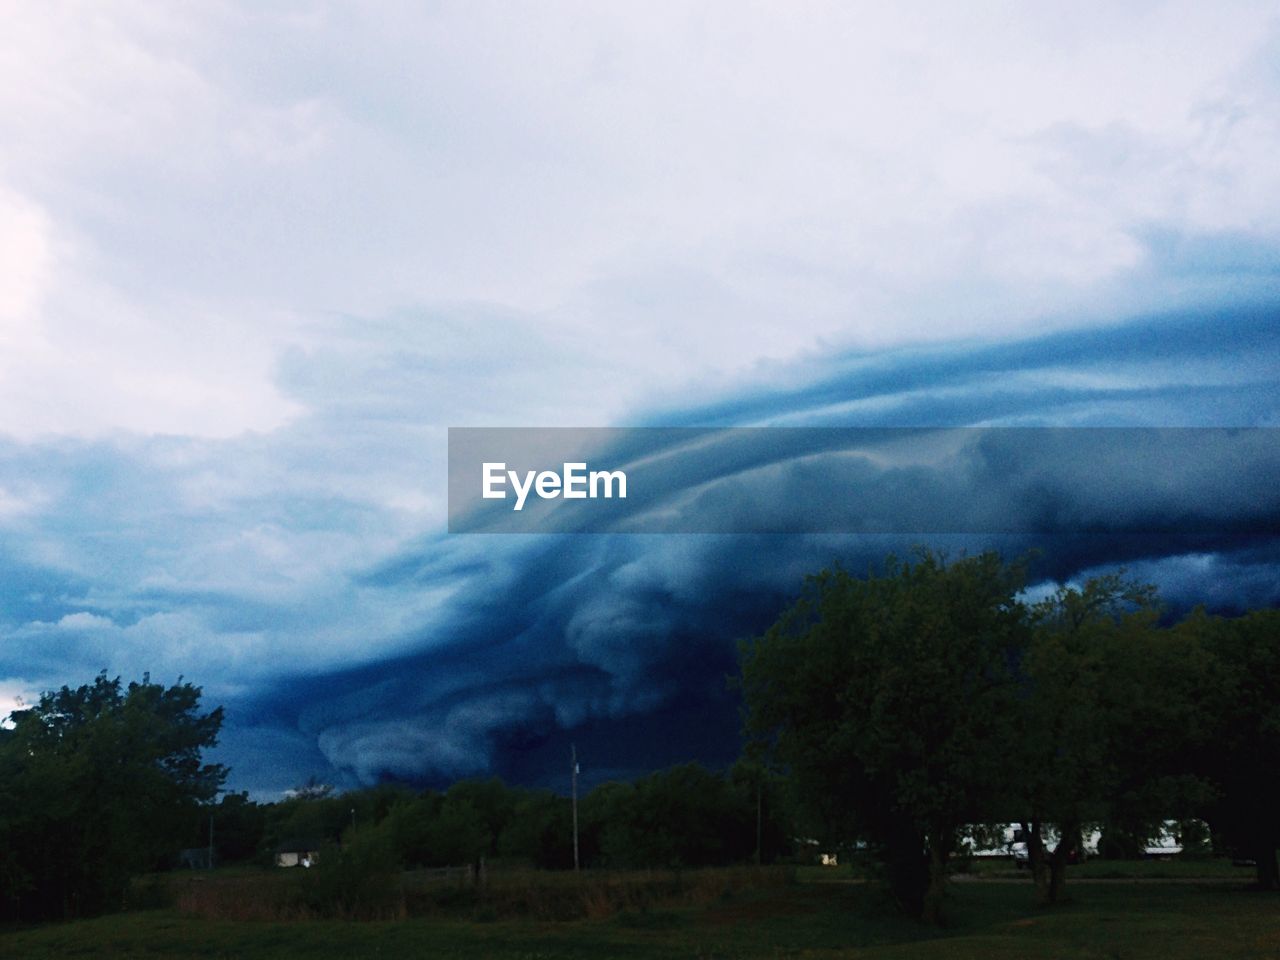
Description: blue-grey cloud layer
xmin=449 ymin=427 xmax=1280 ymax=535
xmin=219 ymin=301 xmax=1280 ymax=793
xmin=2 ymin=299 xmax=1278 ymax=794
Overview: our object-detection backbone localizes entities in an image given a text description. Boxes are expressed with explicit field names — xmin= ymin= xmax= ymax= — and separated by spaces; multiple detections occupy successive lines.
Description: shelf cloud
xmin=0 ymin=2 xmax=1278 ymax=794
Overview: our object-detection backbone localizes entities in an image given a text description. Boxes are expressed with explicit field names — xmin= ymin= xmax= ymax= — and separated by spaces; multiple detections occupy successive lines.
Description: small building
xmin=276 ymin=838 xmax=324 ymax=867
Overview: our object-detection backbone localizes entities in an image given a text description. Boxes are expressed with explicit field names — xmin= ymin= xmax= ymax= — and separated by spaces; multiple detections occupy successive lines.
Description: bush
xmin=174 ymin=861 xmax=793 ymax=923
xmin=1098 ymin=827 xmax=1146 ymax=860
xmin=298 ymin=831 xmax=405 ymax=920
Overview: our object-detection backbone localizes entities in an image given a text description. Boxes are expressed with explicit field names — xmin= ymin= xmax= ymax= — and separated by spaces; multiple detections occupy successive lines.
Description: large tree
xmin=1196 ymin=608 xmax=1280 ymax=888
xmin=739 ymin=550 xmax=1028 ymax=923
xmin=1012 ymin=575 xmax=1211 ymax=904
xmin=0 ymin=673 xmax=225 ymax=919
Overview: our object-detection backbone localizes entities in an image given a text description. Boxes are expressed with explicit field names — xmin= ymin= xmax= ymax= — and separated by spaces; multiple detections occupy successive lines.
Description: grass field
xmin=3 ymin=867 xmax=1277 ymax=959
xmin=951 ymin=857 xmax=1257 ymax=881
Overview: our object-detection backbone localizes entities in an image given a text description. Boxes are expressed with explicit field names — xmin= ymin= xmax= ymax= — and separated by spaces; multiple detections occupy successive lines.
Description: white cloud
xmin=0 ymin=676 xmax=38 ymax=727
xmin=0 ymin=480 xmax=48 ymax=522
xmin=0 ymin=186 xmax=52 ymax=335
xmin=54 ymin=611 xmax=115 ymax=630
xmin=0 ymin=2 xmax=1276 ymax=441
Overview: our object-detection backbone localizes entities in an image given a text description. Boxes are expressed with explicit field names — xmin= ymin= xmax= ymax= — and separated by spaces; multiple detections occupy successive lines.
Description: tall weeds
xmin=173 ymin=864 xmax=793 ymax=922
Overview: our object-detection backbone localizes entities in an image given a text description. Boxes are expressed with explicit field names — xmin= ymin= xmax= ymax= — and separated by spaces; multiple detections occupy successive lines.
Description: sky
xmin=1 ymin=1 xmax=1278 ymax=796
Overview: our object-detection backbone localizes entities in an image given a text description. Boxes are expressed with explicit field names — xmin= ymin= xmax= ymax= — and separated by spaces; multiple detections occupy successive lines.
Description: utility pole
xmin=571 ymin=743 xmax=580 ymax=872
xmin=208 ymin=812 xmax=215 ymax=871
xmin=755 ymin=780 xmax=763 ymax=866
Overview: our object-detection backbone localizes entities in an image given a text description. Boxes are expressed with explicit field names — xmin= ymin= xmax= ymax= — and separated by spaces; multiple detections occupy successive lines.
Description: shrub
xmin=298 ymin=831 xmax=405 ymax=920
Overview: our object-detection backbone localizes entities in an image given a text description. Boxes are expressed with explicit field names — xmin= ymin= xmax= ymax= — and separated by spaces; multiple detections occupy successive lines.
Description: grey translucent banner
xmin=447 ymin=427 xmax=1280 ymax=535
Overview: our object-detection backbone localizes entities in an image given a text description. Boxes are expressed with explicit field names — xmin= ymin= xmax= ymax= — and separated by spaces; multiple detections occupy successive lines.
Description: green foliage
xmin=378 ymin=790 xmax=490 ymax=868
xmin=1175 ymin=818 xmax=1213 ymax=860
xmin=739 ymin=551 xmax=1280 ymax=913
xmin=205 ymin=791 xmax=267 ymax=864
xmin=1194 ymin=608 xmax=1280 ymax=886
xmin=0 ymin=672 xmax=224 ymax=919
xmin=264 ymin=790 xmax=349 ymax=850
xmin=1095 ymin=824 xmax=1148 ymax=860
xmin=740 ymin=550 xmax=1028 ymax=921
xmin=445 ymin=778 xmax=517 ymax=853
xmin=588 ymin=764 xmax=737 ymax=867
xmin=1011 ymin=574 xmax=1210 ymax=900
xmin=261 ymin=778 xmax=577 ymax=872
xmin=577 ymin=763 xmax=788 ymax=870
xmin=497 ymin=791 xmax=574 ymax=869
xmin=297 ymin=828 xmax=404 ymax=920
xmin=280 ymin=769 xmax=786 ymax=875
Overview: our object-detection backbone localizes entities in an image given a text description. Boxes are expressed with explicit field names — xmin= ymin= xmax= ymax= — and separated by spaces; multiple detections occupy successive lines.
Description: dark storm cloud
xmin=246 ymin=531 xmax=1280 ymax=791
xmin=449 ymin=427 xmax=1280 ymax=535
xmin=230 ymin=303 xmax=1280 ymax=790
xmin=652 ymin=303 xmax=1280 ymax=428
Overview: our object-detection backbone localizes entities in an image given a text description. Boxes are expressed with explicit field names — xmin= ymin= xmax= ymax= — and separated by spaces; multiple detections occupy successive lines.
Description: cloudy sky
xmin=1 ymin=1 xmax=1278 ymax=795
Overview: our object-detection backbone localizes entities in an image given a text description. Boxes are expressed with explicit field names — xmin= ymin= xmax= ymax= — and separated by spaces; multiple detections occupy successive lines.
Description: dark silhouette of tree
xmin=0 ymin=672 xmax=224 ymax=919
xmin=1195 ymin=609 xmax=1280 ymax=889
xmin=740 ymin=550 xmax=1028 ymax=923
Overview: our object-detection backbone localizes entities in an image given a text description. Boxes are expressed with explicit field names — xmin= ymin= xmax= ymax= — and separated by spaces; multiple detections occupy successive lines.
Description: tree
xmin=266 ymin=782 xmax=351 ymax=853
xmin=444 ymin=778 xmax=519 ymax=857
xmin=1088 ymin=606 xmax=1216 ymax=876
xmin=740 ymin=550 xmax=1028 ymax=923
xmin=1196 ymin=609 xmax=1280 ymax=888
xmin=1011 ymin=575 xmax=1173 ymax=904
xmin=379 ymin=791 xmax=490 ymax=868
xmin=497 ymin=790 xmax=574 ymax=869
xmin=204 ymin=791 xmax=267 ymax=864
xmin=0 ymin=672 xmax=225 ymax=919
xmin=574 ymin=764 xmax=772 ymax=869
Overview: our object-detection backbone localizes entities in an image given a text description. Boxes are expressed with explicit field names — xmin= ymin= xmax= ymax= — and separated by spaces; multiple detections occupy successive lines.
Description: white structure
xmin=960 ymin=821 xmax=1194 ymax=862
xmin=276 ymin=840 xmax=323 ymax=867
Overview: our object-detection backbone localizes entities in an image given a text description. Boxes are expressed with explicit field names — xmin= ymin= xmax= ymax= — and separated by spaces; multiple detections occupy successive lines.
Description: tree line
xmin=2 ymin=549 xmax=1277 ymax=926
xmin=0 ymin=675 xmax=791 ymax=922
xmin=185 ymin=764 xmax=791 ymax=881
xmin=260 ymin=765 xmax=796 ymax=921
xmin=739 ymin=550 xmax=1280 ymax=922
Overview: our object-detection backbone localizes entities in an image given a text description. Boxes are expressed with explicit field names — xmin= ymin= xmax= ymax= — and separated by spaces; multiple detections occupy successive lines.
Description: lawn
xmin=3 ymin=870 xmax=1277 ymax=959
xmin=954 ymin=857 xmax=1257 ymax=881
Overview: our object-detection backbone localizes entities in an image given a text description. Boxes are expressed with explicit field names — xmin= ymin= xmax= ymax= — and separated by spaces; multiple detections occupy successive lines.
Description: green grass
xmin=954 ymin=857 xmax=1256 ymax=881
xmin=1068 ymin=858 xmax=1255 ymax=880
xmin=798 ymin=856 xmax=1256 ymax=883
xmin=3 ymin=870 xmax=1276 ymax=959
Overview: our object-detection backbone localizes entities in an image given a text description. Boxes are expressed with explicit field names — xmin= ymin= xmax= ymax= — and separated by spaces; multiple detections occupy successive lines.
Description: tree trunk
xmin=921 ymin=827 xmax=952 ymax=925
xmin=1023 ymin=819 xmax=1051 ymax=905
xmin=921 ymin=839 xmax=952 ymax=926
xmin=884 ymin=819 xmax=928 ymax=919
xmin=1046 ymin=843 xmax=1069 ymax=903
xmin=1045 ymin=819 xmax=1079 ymax=904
